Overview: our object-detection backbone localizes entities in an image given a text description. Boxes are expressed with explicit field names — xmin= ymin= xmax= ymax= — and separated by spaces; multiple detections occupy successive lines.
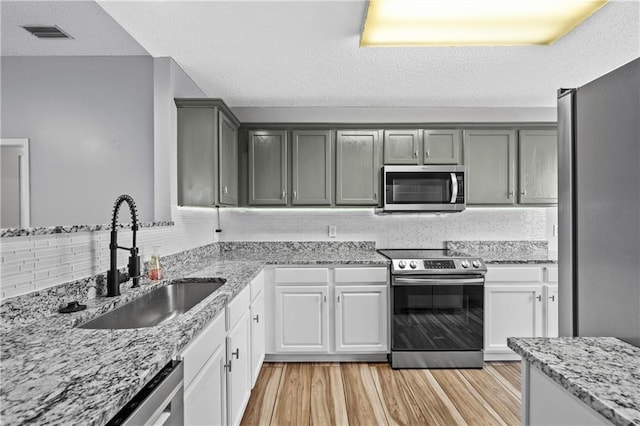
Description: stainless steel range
xmin=378 ymin=249 xmax=487 ymax=369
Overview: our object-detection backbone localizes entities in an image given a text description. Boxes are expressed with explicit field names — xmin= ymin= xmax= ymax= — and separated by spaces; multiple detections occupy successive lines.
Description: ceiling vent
xmin=22 ymin=26 xmax=72 ymax=39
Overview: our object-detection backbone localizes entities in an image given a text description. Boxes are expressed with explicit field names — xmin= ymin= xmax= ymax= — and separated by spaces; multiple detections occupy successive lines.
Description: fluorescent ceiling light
xmin=361 ymin=0 xmax=608 ymax=46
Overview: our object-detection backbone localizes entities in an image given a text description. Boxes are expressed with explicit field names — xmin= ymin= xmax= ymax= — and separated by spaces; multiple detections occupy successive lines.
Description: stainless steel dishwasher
xmin=107 ymin=360 xmax=184 ymax=426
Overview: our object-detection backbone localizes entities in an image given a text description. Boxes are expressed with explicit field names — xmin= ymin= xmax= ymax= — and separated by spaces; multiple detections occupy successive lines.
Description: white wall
xmin=217 ymin=207 xmax=558 ymax=249
xmin=1 ymin=56 xmax=155 ymax=226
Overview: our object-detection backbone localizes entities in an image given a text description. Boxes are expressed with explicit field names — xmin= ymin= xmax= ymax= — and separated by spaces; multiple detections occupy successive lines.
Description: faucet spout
xmin=107 ymin=194 xmax=141 ymax=297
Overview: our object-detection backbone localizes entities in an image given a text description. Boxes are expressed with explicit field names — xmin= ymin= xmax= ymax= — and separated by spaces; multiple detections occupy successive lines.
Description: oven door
xmin=383 ymin=166 xmax=465 ymax=212
xmin=391 ymin=276 xmax=484 ymax=352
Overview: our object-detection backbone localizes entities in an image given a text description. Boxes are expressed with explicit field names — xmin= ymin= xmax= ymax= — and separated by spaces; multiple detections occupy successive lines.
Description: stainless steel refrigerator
xmin=557 ymin=57 xmax=640 ymax=346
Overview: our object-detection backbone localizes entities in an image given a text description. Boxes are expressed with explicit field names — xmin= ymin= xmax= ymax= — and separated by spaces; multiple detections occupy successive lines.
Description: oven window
xmin=385 ymin=172 xmax=452 ymax=204
xmin=392 ymin=284 xmax=483 ymax=351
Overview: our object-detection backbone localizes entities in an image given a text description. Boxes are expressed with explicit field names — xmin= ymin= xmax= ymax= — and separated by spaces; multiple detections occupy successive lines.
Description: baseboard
xmin=265 ymin=353 xmax=389 ymax=363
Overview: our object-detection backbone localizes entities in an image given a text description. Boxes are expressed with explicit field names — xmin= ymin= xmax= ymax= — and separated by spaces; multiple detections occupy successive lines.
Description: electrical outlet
xmin=328 ymin=225 xmax=337 ymax=238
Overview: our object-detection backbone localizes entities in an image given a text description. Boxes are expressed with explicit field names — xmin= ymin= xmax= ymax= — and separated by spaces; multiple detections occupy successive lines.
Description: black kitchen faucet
xmin=107 ymin=194 xmax=141 ymax=297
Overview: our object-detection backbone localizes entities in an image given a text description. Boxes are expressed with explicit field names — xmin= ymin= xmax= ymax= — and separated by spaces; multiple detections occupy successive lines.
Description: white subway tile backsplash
xmin=0 ymin=208 xmax=220 ymax=299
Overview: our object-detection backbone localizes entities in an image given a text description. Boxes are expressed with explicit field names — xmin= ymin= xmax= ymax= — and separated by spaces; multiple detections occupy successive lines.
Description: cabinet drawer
xmin=227 ymin=285 xmax=251 ymax=330
xmin=335 ymin=267 xmax=388 ymax=284
xmin=180 ymin=311 xmax=226 ymax=390
xmin=545 ymin=267 xmax=558 ymax=283
xmin=251 ymin=271 xmax=265 ymax=300
xmin=275 ymin=267 xmax=329 ymax=284
xmin=486 ymin=266 xmax=542 ymax=282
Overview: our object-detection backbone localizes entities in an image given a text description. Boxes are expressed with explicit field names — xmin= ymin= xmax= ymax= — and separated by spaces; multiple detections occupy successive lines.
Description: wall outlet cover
xmin=328 ymin=225 xmax=337 ymax=238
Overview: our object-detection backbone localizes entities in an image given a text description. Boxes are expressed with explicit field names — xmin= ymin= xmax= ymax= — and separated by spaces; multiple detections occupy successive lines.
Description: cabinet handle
xmin=520 ymin=190 xmax=526 ymax=196
xmin=281 ymin=190 xmax=286 ymax=199
xmin=224 ymin=361 xmax=232 ymax=372
xmin=253 ymin=314 xmax=260 ymax=323
xmin=293 ymin=191 xmax=297 ymax=199
xmin=337 ymin=295 xmax=341 ymax=302
xmin=425 ymin=149 xmax=430 ymax=158
xmin=549 ymin=295 xmax=556 ymax=301
xmin=374 ymin=192 xmax=377 ymax=200
xmin=536 ymin=294 xmax=542 ymax=301
xmin=413 ymin=150 xmax=418 ymax=158
xmin=232 ymin=348 xmax=240 ymax=359
xmin=323 ymin=295 xmax=327 ymax=303
xmin=508 ymin=190 xmax=514 ymax=198
xmin=223 ymin=186 xmax=228 ymax=194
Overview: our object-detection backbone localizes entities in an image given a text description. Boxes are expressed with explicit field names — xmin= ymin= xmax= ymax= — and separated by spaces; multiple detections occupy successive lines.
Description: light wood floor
xmin=241 ymin=362 xmax=521 ymax=426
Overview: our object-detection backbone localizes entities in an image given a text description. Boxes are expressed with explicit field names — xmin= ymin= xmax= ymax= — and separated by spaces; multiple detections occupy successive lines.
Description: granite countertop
xmin=0 ymin=243 xmax=388 ymax=425
xmin=447 ymin=240 xmax=558 ymax=264
xmin=508 ymin=336 xmax=640 ymax=426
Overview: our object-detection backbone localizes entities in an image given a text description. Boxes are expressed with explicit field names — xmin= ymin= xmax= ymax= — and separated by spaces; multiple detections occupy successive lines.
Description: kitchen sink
xmin=79 ymin=279 xmax=226 ymax=329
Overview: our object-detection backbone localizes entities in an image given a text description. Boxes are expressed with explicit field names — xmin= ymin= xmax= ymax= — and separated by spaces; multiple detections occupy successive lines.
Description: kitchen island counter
xmin=508 ymin=336 xmax=640 ymax=426
xmin=0 ymin=242 xmax=388 ymax=425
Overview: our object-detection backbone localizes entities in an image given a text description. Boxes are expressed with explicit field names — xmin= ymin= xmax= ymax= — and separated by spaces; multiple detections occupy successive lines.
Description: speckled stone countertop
xmin=447 ymin=240 xmax=558 ymax=264
xmin=0 ymin=241 xmax=388 ymax=425
xmin=508 ymin=337 xmax=640 ymax=426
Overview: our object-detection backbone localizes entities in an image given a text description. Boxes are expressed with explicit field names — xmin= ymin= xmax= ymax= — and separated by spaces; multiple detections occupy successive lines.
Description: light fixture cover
xmin=360 ymin=0 xmax=608 ymax=46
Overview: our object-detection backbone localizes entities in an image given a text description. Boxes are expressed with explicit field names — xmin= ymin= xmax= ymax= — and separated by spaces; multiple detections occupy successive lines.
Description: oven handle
xmin=450 ymin=173 xmax=458 ymax=204
xmin=393 ymin=277 xmax=484 ymax=286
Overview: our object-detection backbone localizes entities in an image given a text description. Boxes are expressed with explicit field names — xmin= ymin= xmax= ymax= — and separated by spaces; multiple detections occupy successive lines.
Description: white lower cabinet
xmin=184 ymin=344 xmax=227 ymax=426
xmin=484 ymin=265 xmax=559 ymax=360
xmin=181 ymin=311 xmax=227 ymax=426
xmin=274 ymin=285 xmax=329 ymax=352
xmin=485 ymin=284 xmax=544 ymax=356
xmin=226 ymin=310 xmax=251 ymax=426
xmin=335 ymin=285 xmax=388 ymax=352
xmin=250 ymin=287 xmax=265 ymax=387
xmin=268 ymin=266 xmax=389 ymax=356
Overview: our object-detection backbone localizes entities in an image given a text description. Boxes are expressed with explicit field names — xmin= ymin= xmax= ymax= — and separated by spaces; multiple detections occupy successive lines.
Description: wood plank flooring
xmin=241 ymin=362 xmax=521 ymax=426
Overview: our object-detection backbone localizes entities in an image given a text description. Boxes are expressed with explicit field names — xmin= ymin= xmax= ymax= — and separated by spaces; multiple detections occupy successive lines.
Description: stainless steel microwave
xmin=382 ymin=165 xmax=465 ymax=212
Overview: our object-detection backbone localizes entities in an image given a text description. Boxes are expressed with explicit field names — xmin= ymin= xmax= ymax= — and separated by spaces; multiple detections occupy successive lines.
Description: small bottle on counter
xmin=148 ymin=246 xmax=163 ymax=281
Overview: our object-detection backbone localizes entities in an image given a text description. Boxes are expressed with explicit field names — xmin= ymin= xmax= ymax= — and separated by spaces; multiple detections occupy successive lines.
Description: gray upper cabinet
xmin=292 ymin=130 xmax=332 ymax=205
xmin=383 ymin=130 xmax=420 ymax=164
xmin=176 ymin=99 xmax=240 ymax=207
xmin=464 ymin=129 xmax=516 ymax=205
xmin=423 ymin=129 xmax=462 ymax=164
xmin=219 ymin=110 xmax=239 ymax=205
xmin=177 ymin=107 xmax=218 ymax=207
xmin=519 ymin=130 xmax=558 ymax=204
xmin=249 ymin=130 xmax=288 ymax=205
xmin=336 ymin=130 xmax=382 ymax=205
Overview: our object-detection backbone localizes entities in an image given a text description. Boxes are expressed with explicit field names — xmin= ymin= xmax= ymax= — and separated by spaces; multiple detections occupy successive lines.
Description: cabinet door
xmin=250 ymin=290 xmax=265 ymax=388
xmin=184 ymin=344 xmax=226 ymax=426
xmin=274 ymin=285 xmax=329 ymax=352
xmin=519 ymin=130 xmax=558 ymax=204
xmin=484 ymin=284 xmax=544 ymax=354
xmin=227 ymin=311 xmax=251 ymax=426
xmin=177 ymin=108 xmax=217 ymax=206
xmin=336 ymin=130 xmax=382 ymax=205
xmin=423 ymin=129 xmax=462 ymax=164
xmin=383 ymin=130 xmax=420 ymax=164
xmin=218 ymin=110 xmax=238 ymax=206
xmin=545 ymin=285 xmax=559 ymax=337
xmin=464 ymin=129 xmax=516 ymax=205
xmin=335 ymin=285 xmax=388 ymax=352
xmin=291 ymin=130 xmax=332 ymax=205
xmin=248 ymin=130 xmax=287 ymax=205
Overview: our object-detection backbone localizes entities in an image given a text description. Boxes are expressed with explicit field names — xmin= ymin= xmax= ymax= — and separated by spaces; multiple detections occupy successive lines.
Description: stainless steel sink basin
xmin=79 ymin=279 xmax=226 ymax=329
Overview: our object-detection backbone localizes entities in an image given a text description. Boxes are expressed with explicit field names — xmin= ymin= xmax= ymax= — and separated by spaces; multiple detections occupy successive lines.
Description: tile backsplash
xmin=217 ymin=207 xmax=557 ymax=249
xmin=1 ymin=206 xmax=557 ymax=299
xmin=0 ymin=207 xmax=219 ymax=299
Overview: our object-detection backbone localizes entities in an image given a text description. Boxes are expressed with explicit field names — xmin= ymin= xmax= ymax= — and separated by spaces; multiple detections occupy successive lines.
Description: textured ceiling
xmin=3 ymin=1 xmax=639 ymax=108
xmin=0 ymin=0 xmax=148 ymax=56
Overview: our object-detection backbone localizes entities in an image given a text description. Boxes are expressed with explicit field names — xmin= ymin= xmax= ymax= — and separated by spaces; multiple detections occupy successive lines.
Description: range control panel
xmin=391 ymin=258 xmax=486 ymax=274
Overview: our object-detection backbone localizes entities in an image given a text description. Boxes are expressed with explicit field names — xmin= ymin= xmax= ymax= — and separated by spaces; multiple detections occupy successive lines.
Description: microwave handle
xmin=450 ymin=173 xmax=458 ymax=203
